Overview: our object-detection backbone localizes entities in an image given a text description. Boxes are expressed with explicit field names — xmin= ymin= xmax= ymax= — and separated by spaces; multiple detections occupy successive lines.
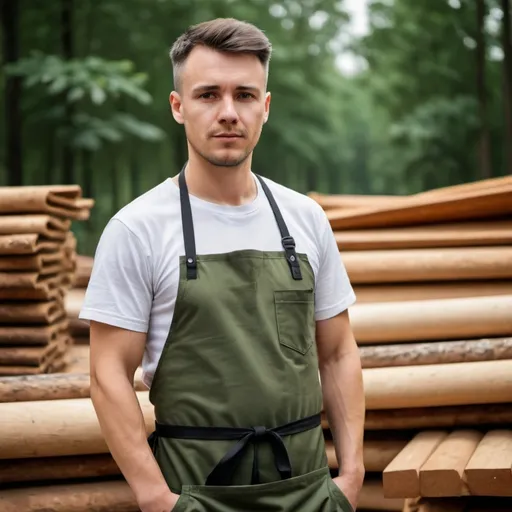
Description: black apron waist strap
xmin=148 ymin=412 xmax=321 ymax=486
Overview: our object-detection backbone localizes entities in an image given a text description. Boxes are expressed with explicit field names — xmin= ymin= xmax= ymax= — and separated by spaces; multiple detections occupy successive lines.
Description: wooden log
xmin=0 ymin=185 xmax=93 ymax=220
xmin=0 ymin=318 xmax=68 ymax=346
xmin=419 ymin=430 xmax=483 ymax=497
xmin=363 ymin=360 xmax=512 ymax=410
xmin=353 ymin=281 xmax=512 ymax=303
xmin=0 ymin=453 xmax=120 ymax=484
xmin=0 ymin=301 xmax=65 ymax=324
xmin=0 ymin=479 xmax=138 ymax=512
xmin=326 ymin=438 xmax=408 ymax=472
xmin=0 ymin=391 xmax=154 ymax=458
xmin=334 ymin=220 xmax=512 ymax=251
xmin=358 ymin=338 xmax=512 ymax=368
xmin=327 ymin=186 xmax=512 ymax=230
xmin=0 ymin=215 xmax=70 ymax=239
xmin=383 ymin=431 xmax=448 ymax=499
xmin=464 ymin=430 xmax=512 ymax=497
xmin=0 ymin=233 xmax=61 ymax=255
xmin=351 ymin=295 xmax=512 ymax=344
xmin=343 ymin=247 xmax=512 ymax=284
xmin=323 ymin=404 xmax=512 ymax=431
xmin=0 ymin=367 xmax=145 ymax=402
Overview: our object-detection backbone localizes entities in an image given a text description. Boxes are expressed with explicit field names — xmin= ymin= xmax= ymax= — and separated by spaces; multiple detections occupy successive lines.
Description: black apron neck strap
xmin=178 ymin=166 xmax=198 ymax=280
xmin=178 ymin=166 xmax=302 ymax=281
xmin=255 ymin=175 xmax=302 ymax=281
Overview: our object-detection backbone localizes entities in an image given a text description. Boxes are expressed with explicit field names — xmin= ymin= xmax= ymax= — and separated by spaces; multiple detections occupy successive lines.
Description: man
xmin=81 ymin=17 xmax=365 ymax=512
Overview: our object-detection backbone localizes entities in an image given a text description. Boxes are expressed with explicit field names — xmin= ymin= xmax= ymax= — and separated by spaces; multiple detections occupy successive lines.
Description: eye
xmin=238 ymin=92 xmax=255 ymax=100
xmin=199 ymin=92 xmax=216 ymax=99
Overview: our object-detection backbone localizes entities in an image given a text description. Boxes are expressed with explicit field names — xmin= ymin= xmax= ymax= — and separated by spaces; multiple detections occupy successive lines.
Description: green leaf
xmin=90 ymin=85 xmax=107 ymax=105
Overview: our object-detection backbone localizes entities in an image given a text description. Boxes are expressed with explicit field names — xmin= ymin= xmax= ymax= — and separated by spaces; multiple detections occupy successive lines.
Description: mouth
xmin=213 ymin=133 xmax=243 ymax=139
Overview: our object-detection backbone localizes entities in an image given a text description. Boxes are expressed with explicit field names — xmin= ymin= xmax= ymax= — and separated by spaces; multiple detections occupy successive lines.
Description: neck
xmin=177 ymin=152 xmax=257 ymax=206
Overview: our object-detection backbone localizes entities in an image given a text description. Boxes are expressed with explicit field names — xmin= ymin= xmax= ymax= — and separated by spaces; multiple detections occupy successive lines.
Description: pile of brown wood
xmin=66 ymin=255 xmax=92 ymax=344
xmin=0 ymin=186 xmax=93 ymax=375
xmin=310 ymin=175 xmax=512 ymax=512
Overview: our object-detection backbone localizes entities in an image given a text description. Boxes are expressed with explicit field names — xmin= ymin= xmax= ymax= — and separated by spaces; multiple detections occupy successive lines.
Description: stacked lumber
xmin=0 ymin=186 xmax=93 ymax=375
xmin=310 ymin=175 xmax=512 ymax=512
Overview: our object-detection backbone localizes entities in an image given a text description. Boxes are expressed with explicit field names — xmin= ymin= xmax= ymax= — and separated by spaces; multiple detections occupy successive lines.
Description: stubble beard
xmin=188 ymin=135 xmax=255 ymax=168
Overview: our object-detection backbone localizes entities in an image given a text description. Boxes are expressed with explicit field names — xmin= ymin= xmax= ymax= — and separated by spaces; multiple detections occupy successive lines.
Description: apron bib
xmin=148 ymin=168 xmax=352 ymax=512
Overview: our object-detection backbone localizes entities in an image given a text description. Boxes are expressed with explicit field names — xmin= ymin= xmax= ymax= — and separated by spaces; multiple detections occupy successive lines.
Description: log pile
xmin=310 ymin=175 xmax=512 ymax=511
xmin=66 ymin=255 xmax=92 ymax=344
xmin=0 ymin=186 xmax=93 ymax=375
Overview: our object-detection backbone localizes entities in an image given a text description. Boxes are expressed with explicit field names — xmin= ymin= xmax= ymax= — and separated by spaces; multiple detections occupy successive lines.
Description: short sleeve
xmin=314 ymin=210 xmax=356 ymax=321
xmin=78 ymin=218 xmax=153 ymax=332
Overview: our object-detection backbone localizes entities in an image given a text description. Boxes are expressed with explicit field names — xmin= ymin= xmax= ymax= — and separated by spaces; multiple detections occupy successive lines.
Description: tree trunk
xmin=1 ymin=0 xmax=23 ymax=186
xmin=61 ymin=0 xmax=75 ymax=184
xmin=503 ymin=0 xmax=512 ymax=174
xmin=476 ymin=0 xmax=492 ymax=179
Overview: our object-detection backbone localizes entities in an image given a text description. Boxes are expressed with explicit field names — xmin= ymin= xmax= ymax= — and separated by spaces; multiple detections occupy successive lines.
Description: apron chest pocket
xmin=274 ymin=289 xmax=315 ymax=355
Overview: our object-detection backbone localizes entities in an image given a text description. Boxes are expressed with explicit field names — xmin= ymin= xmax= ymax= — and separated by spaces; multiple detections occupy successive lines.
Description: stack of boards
xmin=66 ymin=254 xmax=92 ymax=345
xmin=0 ymin=186 xmax=93 ymax=375
xmin=310 ymin=175 xmax=512 ymax=511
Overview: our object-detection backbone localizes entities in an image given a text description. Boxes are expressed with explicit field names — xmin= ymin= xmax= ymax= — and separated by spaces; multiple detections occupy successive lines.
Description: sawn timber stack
xmin=0 ymin=185 xmax=93 ymax=375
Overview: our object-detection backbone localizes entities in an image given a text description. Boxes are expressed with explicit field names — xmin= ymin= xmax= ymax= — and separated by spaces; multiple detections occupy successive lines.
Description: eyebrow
xmin=192 ymin=85 xmax=260 ymax=94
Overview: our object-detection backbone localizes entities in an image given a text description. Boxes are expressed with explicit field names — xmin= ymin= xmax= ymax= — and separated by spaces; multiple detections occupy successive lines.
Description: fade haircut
xmin=169 ymin=18 xmax=272 ymax=92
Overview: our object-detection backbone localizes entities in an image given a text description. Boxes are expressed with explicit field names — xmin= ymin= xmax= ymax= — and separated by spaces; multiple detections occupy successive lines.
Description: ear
xmin=170 ymin=91 xmax=184 ymax=125
xmin=263 ymin=91 xmax=271 ymax=123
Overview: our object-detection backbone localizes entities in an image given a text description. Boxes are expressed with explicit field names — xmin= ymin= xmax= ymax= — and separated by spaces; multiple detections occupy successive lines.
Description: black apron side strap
xmin=255 ymin=175 xmax=302 ymax=281
xmin=178 ymin=166 xmax=198 ymax=280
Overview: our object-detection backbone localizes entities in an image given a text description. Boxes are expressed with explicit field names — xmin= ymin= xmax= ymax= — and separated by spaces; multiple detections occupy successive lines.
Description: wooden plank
xmin=464 ymin=430 xmax=512 ymax=496
xmin=0 ymin=233 xmax=61 ymax=255
xmin=343 ymin=247 xmax=512 ymax=284
xmin=363 ymin=360 xmax=512 ymax=410
xmin=0 ymin=453 xmax=120 ymax=484
xmin=351 ymin=295 xmax=512 ymax=344
xmin=353 ymin=281 xmax=512 ymax=303
xmin=327 ymin=186 xmax=512 ymax=230
xmin=0 ymin=391 xmax=154 ymax=458
xmin=361 ymin=404 xmax=512 ymax=431
xmin=357 ymin=477 xmax=404 ymax=511
xmin=326 ymin=438 xmax=408 ymax=472
xmin=0 ymin=215 xmax=70 ymax=239
xmin=419 ymin=430 xmax=483 ymax=497
xmin=359 ymin=338 xmax=512 ymax=368
xmin=0 ymin=300 xmax=65 ymax=324
xmin=334 ymin=220 xmax=512 ymax=251
xmin=415 ymin=175 xmax=512 ymax=199
xmin=0 ymin=318 xmax=68 ymax=346
xmin=308 ymin=191 xmax=409 ymax=210
xmin=383 ymin=431 xmax=448 ymax=499
xmin=0 ymin=479 xmax=138 ymax=512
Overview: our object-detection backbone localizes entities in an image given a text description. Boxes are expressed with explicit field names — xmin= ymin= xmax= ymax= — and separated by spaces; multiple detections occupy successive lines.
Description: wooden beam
xmin=464 ymin=430 xmax=512 ymax=497
xmin=383 ymin=431 xmax=448 ymax=498
xmin=419 ymin=430 xmax=483 ymax=497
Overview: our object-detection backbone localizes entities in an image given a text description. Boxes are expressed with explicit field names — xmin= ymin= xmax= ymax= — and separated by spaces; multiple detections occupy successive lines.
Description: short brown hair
xmin=170 ymin=18 xmax=272 ymax=91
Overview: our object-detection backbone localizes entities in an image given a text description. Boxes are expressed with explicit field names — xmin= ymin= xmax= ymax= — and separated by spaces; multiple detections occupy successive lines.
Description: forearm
xmin=90 ymin=371 xmax=171 ymax=505
xmin=320 ymin=342 xmax=365 ymax=478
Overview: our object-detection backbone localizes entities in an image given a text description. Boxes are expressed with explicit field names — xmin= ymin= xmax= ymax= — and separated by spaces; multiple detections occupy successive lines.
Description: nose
xmin=218 ymin=96 xmax=239 ymax=124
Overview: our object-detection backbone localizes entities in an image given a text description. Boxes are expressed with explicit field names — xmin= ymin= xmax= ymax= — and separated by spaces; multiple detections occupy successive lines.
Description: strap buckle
xmin=281 ymin=236 xmax=296 ymax=250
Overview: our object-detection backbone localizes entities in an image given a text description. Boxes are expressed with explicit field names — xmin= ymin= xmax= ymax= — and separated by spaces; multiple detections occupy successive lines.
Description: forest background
xmin=1 ymin=0 xmax=511 ymax=254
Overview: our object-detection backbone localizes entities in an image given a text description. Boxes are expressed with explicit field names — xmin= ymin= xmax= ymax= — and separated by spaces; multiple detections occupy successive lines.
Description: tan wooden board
xmin=464 ymin=430 xmax=512 ymax=497
xmin=0 ymin=214 xmax=71 ymax=239
xmin=0 ymin=233 xmax=61 ymax=255
xmin=351 ymin=295 xmax=512 ymax=344
xmin=383 ymin=431 xmax=448 ymax=499
xmin=0 ymin=300 xmax=65 ymax=324
xmin=0 ymin=318 xmax=68 ymax=346
xmin=327 ymin=186 xmax=512 ymax=230
xmin=419 ymin=430 xmax=483 ymax=497
xmin=342 ymin=246 xmax=512 ymax=284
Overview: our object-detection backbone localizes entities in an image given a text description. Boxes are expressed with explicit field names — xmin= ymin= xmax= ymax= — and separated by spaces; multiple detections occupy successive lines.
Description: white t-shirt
xmin=79 ymin=174 xmax=356 ymax=388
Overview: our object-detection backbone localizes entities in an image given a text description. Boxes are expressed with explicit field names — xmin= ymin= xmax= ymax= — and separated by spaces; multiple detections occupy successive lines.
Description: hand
xmin=332 ymin=470 xmax=364 ymax=511
xmin=137 ymin=489 xmax=181 ymax=512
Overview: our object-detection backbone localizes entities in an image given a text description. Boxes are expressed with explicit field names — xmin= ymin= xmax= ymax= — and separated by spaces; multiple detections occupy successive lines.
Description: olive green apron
xmin=148 ymin=168 xmax=353 ymax=512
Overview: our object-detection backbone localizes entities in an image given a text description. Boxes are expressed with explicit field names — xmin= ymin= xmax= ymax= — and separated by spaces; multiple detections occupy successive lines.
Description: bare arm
xmin=316 ymin=309 xmax=365 ymax=505
xmin=89 ymin=320 xmax=178 ymax=512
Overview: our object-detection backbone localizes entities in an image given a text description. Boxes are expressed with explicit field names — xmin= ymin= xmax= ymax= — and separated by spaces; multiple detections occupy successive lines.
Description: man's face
xmin=170 ymin=46 xmax=270 ymax=168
